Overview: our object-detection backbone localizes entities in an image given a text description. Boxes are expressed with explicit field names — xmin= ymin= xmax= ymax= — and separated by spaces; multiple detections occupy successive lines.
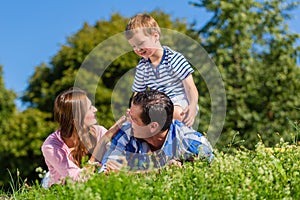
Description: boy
xmin=125 ymin=13 xmax=199 ymax=127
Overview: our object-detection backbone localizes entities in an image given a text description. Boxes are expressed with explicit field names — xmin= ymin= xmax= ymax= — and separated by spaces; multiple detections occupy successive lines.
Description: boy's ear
xmin=154 ymin=31 xmax=160 ymax=41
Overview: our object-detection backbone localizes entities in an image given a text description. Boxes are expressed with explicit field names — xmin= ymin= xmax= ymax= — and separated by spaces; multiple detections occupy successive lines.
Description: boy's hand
xmin=182 ymin=105 xmax=197 ymax=127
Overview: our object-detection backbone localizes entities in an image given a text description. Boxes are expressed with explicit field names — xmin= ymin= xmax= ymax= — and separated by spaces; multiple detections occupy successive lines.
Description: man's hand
xmin=105 ymin=156 xmax=128 ymax=173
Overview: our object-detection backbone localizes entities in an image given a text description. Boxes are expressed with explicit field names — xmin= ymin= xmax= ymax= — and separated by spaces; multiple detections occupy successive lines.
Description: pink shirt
xmin=41 ymin=125 xmax=107 ymax=187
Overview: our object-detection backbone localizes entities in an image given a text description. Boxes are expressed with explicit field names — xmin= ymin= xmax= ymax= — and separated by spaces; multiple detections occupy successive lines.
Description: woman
xmin=41 ymin=88 xmax=124 ymax=187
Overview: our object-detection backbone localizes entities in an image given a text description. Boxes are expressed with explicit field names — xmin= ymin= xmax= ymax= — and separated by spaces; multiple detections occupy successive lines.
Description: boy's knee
xmin=173 ymin=106 xmax=184 ymax=121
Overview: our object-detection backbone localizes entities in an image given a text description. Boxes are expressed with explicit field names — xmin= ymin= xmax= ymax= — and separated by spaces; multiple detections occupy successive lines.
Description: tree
xmin=0 ymin=65 xmax=16 ymax=132
xmin=7 ymin=12 xmax=199 ymax=188
xmin=0 ymin=66 xmax=58 ymax=189
xmin=0 ymin=108 xmax=56 ymax=189
xmin=191 ymin=0 xmax=300 ymax=148
xmin=22 ymin=11 xmax=199 ymax=127
xmin=0 ymin=66 xmax=15 ymax=188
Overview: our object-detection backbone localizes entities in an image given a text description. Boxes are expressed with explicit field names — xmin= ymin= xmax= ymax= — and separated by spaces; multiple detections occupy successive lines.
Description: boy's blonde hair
xmin=125 ymin=13 xmax=161 ymax=39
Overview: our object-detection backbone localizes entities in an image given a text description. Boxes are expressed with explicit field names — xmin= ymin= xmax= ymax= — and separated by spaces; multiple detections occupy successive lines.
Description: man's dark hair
xmin=132 ymin=90 xmax=174 ymax=131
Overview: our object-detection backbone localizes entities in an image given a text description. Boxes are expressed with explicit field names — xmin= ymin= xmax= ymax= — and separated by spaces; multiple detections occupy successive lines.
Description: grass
xmin=2 ymin=138 xmax=300 ymax=200
xmin=2 ymin=119 xmax=300 ymax=199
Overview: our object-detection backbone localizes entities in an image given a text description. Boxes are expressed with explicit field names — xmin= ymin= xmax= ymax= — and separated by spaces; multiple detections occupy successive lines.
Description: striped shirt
xmin=100 ymin=120 xmax=214 ymax=171
xmin=132 ymin=46 xmax=194 ymax=99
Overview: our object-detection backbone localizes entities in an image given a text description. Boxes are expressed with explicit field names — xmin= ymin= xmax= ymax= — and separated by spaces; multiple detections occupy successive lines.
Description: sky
xmin=1 ymin=0 xmax=300 ymax=109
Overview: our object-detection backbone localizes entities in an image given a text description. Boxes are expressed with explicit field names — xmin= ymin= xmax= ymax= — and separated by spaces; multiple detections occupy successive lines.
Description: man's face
xmin=128 ymin=103 xmax=155 ymax=139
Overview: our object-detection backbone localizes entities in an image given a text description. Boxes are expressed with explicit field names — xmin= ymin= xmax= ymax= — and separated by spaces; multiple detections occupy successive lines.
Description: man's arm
xmin=182 ymin=131 xmax=214 ymax=163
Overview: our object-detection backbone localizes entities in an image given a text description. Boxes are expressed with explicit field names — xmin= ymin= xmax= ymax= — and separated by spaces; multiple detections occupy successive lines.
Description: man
xmin=100 ymin=90 xmax=213 ymax=173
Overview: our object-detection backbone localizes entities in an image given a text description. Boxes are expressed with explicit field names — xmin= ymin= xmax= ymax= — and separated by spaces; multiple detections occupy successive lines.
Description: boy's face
xmin=127 ymin=30 xmax=159 ymax=59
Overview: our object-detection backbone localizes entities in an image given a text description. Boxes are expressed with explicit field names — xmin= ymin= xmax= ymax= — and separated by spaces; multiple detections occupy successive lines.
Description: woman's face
xmin=83 ymin=97 xmax=98 ymax=127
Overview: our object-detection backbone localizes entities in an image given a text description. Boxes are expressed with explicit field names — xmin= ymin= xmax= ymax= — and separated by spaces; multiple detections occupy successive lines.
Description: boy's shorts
xmin=171 ymin=94 xmax=189 ymax=108
xmin=171 ymin=94 xmax=199 ymax=113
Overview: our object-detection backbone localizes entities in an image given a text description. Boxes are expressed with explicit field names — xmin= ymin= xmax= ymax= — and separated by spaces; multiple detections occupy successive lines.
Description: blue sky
xmin=1 ymin=0 xmax=299 ymax=107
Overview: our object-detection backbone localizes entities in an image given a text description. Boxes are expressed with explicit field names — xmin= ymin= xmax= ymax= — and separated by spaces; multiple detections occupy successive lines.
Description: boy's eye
xmin=131 ymin=41 xmax=145 ymax=50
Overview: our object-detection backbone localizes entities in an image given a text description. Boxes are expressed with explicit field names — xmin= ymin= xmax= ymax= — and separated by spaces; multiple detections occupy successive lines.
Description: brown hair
xmin=132 ymin=90 xmax=174 ymax=132
xmin=125 ymin=13 xmax=161 ymax=39
xmin=54 ymin=88 xmax=97 ymax=167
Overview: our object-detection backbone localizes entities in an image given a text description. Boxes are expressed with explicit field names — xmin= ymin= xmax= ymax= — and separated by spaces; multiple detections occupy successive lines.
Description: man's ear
xmin=149 ymin=122 xmax=160 ymax=133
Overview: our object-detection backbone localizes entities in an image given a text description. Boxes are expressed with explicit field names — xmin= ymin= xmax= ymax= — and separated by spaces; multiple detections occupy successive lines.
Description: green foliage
xmin=2 ymin=3 xmax=300 ymax=194
xmin=21 ymin=10 xmax=199 ymax=127
xmin=0 ymin=108 xmax=56 ymax=189
xmin=5 ymin=141 xmax=300 ymax=199
xmin=0 ymin=10 xmax=199 ymax=190
xmin=0 ymin=65 xmax=17 ymax=133
xmin=191 ymin=0 xmax=300 ymax=148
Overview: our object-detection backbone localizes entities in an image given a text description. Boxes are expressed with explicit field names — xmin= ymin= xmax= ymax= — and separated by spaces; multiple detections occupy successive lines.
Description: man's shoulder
xmin=171 ymin=120 xmax=192 ymax=129
xmin=171 ymin=120 xmax=203 ymax=136
xmin=112 ymin=122 xmax=133 ymax=144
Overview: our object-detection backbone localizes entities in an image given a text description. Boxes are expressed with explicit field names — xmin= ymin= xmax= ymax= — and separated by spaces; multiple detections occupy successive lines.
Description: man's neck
xmin=144 ymin=129 xmax=168 ymax=151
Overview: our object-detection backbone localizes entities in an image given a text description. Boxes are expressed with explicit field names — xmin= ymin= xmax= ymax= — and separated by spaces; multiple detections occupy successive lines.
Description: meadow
xmin=1 ymin=138 xmax=300 ymax=200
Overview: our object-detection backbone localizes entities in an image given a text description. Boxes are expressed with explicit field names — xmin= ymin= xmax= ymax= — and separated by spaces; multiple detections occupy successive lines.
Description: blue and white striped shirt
xmin=132 ymin=46 xmax=194 ymax=99
xmin=100 ymin=120 xmax=214 ymax=171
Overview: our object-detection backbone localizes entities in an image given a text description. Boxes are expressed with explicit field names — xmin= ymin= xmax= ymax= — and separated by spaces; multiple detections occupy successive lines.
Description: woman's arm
xmin=42 ymin=144 xmax=84 ymax=182
xmin=91 ymin=115 xmax=127 ymax=162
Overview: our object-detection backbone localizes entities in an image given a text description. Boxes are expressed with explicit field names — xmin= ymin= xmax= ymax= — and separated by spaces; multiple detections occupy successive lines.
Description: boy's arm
xmin=182 ymin=74 xmax=199 ymax=127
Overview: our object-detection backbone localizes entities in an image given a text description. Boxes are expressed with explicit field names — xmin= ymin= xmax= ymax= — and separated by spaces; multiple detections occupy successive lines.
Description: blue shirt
xmin=100 ymin=120 xmax=214 ymax=171
xmin=132 ymin=46 xmax=194 ymax=99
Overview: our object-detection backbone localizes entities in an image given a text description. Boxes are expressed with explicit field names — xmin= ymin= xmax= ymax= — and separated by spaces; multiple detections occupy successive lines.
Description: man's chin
xmin=133 ymin=133 xmax=148 ymax=139
xmin=133 ymin=134 xmax=144 ymax=139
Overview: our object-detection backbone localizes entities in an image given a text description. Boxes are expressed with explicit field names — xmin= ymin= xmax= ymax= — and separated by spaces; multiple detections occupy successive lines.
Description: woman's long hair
xmin=54 ymin=88 xmax=97 ymax=167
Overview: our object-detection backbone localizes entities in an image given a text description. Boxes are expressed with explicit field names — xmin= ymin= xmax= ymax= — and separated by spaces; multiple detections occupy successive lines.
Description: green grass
xmin=2 ymin=139 xmax=300 ymax=200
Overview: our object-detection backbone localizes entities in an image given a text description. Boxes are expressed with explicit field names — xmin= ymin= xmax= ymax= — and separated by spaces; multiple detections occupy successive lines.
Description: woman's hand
xmin=105 ymin=115 xmax=127 ymax=139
